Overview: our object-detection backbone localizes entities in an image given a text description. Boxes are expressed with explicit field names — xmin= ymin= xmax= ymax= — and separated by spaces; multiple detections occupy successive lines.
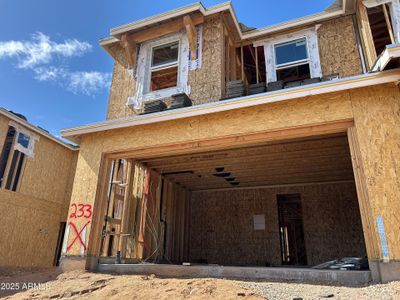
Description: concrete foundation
xmin=97 ymin=263 xmax=372 ymax=286
xmin=369 ymin=260 xmax=400 ymax=283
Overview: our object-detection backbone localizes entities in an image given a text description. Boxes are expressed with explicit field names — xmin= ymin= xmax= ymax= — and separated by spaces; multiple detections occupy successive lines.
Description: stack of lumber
xmin=225 ymin=80 xmax=245 ymax=98
xmin=142 ymin=100 xmax=167 ymax=114
xmin=169 ymin=93 xmax=192 ymax=110
xmin=248 ymin=83 xmax=266 ymax=95
xmin=266 ymin=80 xmax=284 ymax=92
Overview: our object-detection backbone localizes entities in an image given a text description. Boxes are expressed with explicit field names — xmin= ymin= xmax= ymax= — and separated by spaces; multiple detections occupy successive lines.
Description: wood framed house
xmin=60 ymin=0 xmax=400 ymax=284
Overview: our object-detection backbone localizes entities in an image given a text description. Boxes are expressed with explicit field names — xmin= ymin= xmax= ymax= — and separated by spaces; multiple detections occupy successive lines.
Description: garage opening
xmin=98 ymin=132 xmax=368 ymax=271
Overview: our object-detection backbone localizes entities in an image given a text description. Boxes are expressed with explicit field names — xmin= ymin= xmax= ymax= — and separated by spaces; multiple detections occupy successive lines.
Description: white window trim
xmin=148 ymin=39 xmax=181 ymax=93
xmin=254 ymin=26 xmax=322 ymax=84
xmin=127 ymin=31 xmax=191 ymax=108
xmin=127 ymin=26 xmax=203 ymax=110
xmin=9 ymin=121 xmax=39 ymax=158
xmin=274 ymin=38 xmax=310 ymax=72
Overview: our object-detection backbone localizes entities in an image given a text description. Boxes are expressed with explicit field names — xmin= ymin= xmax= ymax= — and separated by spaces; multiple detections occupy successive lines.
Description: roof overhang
xmin=61 ymin=69 xmax=400 ymax=142
xmin=0 ymin=108 xmax=78 ymax=151
xmin=100 ymin=0 xmax=353 ymax=52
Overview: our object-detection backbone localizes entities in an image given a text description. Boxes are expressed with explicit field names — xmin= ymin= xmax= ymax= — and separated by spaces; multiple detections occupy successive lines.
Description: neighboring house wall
xmin=0 ymin=115 xmax=78 ymax=267
xmin=64 ymin=83 xmax=400 ymax=269
xmin=318 ymin=15 xmax=363 ymax=77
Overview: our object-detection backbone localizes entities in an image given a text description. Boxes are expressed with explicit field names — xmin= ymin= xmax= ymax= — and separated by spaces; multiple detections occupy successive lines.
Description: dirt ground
xmin=0 ymin=268 xmax=400 ymax=300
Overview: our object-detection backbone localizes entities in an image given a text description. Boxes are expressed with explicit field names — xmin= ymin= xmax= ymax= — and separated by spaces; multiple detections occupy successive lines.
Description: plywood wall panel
xmin=106 ymin=47 xmax=136 ymax=120
xmin=318 ymin=16 xmax=363 ymax=78
xmin=189 ymin=182 xmax=366 ymax=266
xmin=188 ymin=15 xmax=224 ymax=105
xmin=19 ymin=137 xmax=78 ymax=219
xmin=350 ymin=84 xmax=400 ymax=260
xmin=0 ymin=190 xmax=62 ymax=267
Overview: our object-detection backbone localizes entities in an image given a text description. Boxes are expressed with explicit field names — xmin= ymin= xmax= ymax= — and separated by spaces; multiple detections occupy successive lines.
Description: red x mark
xmin=67 ymin=220 xmax=90 ymax=252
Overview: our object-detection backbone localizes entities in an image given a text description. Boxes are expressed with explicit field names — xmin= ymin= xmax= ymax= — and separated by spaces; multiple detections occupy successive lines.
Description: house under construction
xmin=55 ymin=0 xmax=400 ymax=284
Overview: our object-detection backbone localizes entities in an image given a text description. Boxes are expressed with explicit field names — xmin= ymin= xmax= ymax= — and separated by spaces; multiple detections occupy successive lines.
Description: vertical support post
xmin=357 ymin=1 xmax=377 ymax=68
xmin=118 ymin=159 xmax=134 ymax=258
xmin=241 ymin=44 xmax=244 ymax=82
xmin=255 ymin=46 xmax=259 ymax=84
xmin=382 ymin=4 xmax=395 ymax=44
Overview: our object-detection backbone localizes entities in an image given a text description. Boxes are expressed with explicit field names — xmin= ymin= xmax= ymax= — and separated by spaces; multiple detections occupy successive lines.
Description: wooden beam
xmin=183 ymin=15 xmax=198 ymax=60
xmin=382 ymin=4 xmax=395 ymax=44
xmin=255 ymin=46 xmax=259 ymax=83
xmin=357 ymin=1 xmax=377 ymax=68
xmin=241 ymin=44 xmax=244 ymax=81
xmin=120 ymin=34 xmax=137 ymax=69
xmin=107 ymin=119 xmax=354 ymax=160
xmin=128 ymin=13 xmax=204 ymax=44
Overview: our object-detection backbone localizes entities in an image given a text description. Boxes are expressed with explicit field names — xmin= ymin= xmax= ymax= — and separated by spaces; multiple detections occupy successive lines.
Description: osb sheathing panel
xmin=105 ymin=16 xmax=224 ymax=119
xmin=0 ymin=115 xmax=9 ymax=150
xmin=106 ymin=46 xmax=136 ymax=120
xmin=0 ymin=190 xmax=62 ymax=267
xmin=0 ymin=116 xmax=78 ymax=267
xmin=66 ymin=91 xmax=354 ymax=256
xmin=350 ymin=83 xmax=400 ymax=260
xmin=188 ymin=15 xmax=224 ymax=105
xmin=189 ymin=182 xmax=366 ymax=266
xmin=318 ymin=16 xmax=362 ymax=78
xmin=19 ymin=136 xmax=78 ymax=220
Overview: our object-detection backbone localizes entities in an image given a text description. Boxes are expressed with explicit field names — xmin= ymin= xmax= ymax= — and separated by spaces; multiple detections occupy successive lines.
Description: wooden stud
xmin=241 ymin=44 xmax=244 ymax=82
xmin=118 ymin=159 xmax=134 ymax=257
xmin=86 ymin=156 xmax=113 ymax=257
xmin=382 ymin=4 xmax=395 ymax=44
xmin=255 ymin=46 xmax=259 ymax=84
xmin=357 ymin=1 xmax=377 ymax=68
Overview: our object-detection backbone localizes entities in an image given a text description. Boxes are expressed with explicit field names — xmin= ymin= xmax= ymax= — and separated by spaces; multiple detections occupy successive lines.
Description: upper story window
xmin=274 ymin=38 xmax=311 ymax=83
xmin=256 ymin=26 xmax=322 ymax=84
xmin=127 ymin=26 xmax=203 ymax=110
xmin=150 ymin=41 xmax=180 ymax=92
xmin=0 ymin=124 xmax=37 ymax=192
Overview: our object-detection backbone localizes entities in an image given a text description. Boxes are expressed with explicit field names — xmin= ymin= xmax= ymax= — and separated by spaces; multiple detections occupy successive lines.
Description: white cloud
xmin=0 ymin=33 xmax=110 ymax=95
xmin=0 ymin=32 xmax=92 ymax=69
xmin=33 ymin=67 xmax=111 ymax=96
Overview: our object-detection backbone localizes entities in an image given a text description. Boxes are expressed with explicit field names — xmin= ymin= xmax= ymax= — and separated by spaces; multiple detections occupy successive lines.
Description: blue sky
xmin=0 ymin=0 xmax=332 ymax=136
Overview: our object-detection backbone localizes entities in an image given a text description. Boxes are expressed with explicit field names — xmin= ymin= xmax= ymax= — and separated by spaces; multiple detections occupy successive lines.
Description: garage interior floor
xmin=99 ymin=133 xmax=369 ymax=279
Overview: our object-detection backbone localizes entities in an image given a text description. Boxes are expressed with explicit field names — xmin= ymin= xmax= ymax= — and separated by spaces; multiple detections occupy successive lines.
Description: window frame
xmin=127 ymin=30 xmax=194 ymax=108
xmin=255 ymin=27 xmax=322 ymax=84
xmin=148 ymin=39 xmax=181 ymax=93
xmin=0 ymin=122 xmax=38 ymax=192
xmin=274 ymin=38 xmax=310 ymax=71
